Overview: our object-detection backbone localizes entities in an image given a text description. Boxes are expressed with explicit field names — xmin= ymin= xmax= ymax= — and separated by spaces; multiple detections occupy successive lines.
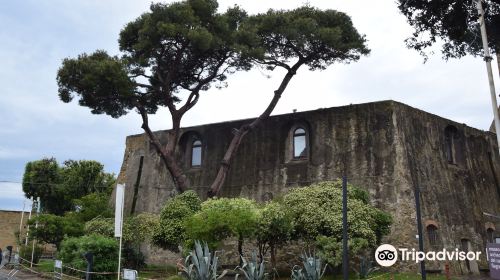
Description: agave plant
xmin=291 ymin=252 xmax=327 ymax=280
xmin=235 ymin=251 xmax=267 ymax=280
xmin=179 ymin=241 xmax=227 ymax=280
xmin=290 ymin=267 xmax=306 ymax=280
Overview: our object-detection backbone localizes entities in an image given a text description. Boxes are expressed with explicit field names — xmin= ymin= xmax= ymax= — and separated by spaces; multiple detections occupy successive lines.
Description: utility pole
xmin=477 ymin=0 xmax=500 ymax=155
xmin=18 ymin=200 xmax=26 ymax=252
xmin=30 ymin=197 xmax=40 ymax=268
xmin=25 ymin=197 xmax=33 ymax=246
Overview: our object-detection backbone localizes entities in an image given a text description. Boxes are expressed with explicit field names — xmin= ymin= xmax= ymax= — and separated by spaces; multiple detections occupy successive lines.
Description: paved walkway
xmin=13 ymin=270 xmax=44 ymax=280
xmin=0 ymin=268 xmax=46 ymax=280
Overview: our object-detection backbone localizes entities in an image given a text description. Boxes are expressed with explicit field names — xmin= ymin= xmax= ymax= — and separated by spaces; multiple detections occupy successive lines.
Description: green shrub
xmin=256 ymin=201 xmax=293 ymax=268
xmin=185 ymin=197 xmax=259 ymax=260
xmin=85 ymin=213 xmax=159 ymax=245
xmin=28 ymin=214 xmax=83 ymax=250
xmin=152 ymin=191 xmax=201 ymax=252
xmin=19 ymin=243 xmax=43 ymax=264
xmin=282 ymin=180 xmax=392 ymax=266
xmin=84 ymin=218 xmax=114 ymax=237
xmin=84 ymin=214 xmax=158 ymax=270
xmin=58 ymin=234 xmax=118 ymax=280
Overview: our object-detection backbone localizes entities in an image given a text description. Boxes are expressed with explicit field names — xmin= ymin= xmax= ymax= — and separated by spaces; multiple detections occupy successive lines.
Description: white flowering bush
xmin=282 ymin=181 xmax=392 ymax=266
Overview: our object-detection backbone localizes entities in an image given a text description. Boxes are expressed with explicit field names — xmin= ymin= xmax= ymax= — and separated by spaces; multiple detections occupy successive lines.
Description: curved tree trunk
xmin=497 ymin=52 xmax=500 ymax=79
xmin=138 ymin=107 xmax=189 ymax=193
xmin=207 ymin=61 xmax=303 ymax=197
xmin=270 ymin=243 xmax=277 ymax=270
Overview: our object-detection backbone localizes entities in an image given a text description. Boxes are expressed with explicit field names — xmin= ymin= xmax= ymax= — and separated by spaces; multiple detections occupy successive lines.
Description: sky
xmin=1 ymin=0 xmax=499 ymax=211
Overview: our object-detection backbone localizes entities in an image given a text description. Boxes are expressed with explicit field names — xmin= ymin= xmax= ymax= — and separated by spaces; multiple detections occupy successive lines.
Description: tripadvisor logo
xmin=374 ymin=244 xmax=482 ymax=267
xmin=375 ymin=244 xmax=398 ymax=267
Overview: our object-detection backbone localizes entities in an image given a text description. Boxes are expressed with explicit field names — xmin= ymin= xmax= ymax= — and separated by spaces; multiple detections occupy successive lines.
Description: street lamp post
xmin=476 ymin=0 xmax=500 ymax=155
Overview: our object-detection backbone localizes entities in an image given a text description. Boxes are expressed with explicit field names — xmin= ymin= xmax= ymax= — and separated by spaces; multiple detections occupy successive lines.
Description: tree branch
xmin=129 ymin=73 xmax=153 ymax=79
xmin=135 ymin=82 xmax=154 ymax=89
xmin=178 ymin=54 xmax=230 ymax=115
xmin=257 ymin=58 xmax=291 ymax=71
xmin=136 ymin=105 xmax=188 ymax=193
xmin=207 ymin=59 xmax=304 ymax=197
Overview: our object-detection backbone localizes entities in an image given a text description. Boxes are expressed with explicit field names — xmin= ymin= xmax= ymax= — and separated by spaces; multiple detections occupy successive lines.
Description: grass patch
xmin=35 ymin=259 xmax=54 ymax=273
xmin=319 ymin=271 xmax=458 ymax=280
xmin=138 ymin=263 xmax=178 ymax=279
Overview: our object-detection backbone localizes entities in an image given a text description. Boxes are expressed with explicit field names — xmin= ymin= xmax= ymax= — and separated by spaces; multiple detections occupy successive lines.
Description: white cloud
xmin=0 ymin=182 xmax=24 ymax=199
xmin=0 ymin=147 xmax=33 ymax=160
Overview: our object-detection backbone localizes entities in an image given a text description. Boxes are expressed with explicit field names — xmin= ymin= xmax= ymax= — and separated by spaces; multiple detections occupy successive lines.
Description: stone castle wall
xmin=116 ymin=100 xmax=500 ymax=274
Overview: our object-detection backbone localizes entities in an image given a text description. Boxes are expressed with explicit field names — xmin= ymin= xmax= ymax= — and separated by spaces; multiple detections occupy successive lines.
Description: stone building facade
xmin=0 ymin=210 xmax=27 ymax=251
xmin=116 ymin=100 xmax=500 ymax=274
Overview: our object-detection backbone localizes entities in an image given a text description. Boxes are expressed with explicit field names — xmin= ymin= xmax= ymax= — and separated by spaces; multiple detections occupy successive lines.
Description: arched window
xmin=293 ymin=127 xmax=308 ymax=159
xmin=427 ymin=224 xmax=439 ymax=247
xmin=191 ymin=140 xmax=202 ymax=167
xmin=487 ymin=228 xmax=495 ymax=243
xmin=444 ymin=125 xmax=458 ymax=164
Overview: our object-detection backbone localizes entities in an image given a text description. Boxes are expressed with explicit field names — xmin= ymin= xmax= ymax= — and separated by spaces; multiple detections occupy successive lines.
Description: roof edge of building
xmin=125 ymin=99 xmax=492 ymax=139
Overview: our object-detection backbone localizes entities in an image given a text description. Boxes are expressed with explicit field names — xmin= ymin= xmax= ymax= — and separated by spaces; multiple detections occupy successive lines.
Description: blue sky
xmin=1 ymin=0 xmax=499 ymax=211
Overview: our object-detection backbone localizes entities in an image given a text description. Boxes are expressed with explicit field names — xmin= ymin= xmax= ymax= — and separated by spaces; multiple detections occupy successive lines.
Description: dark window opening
xmin=191 ymin=140 xmax=202 ymax=167
xmin=487 ymin=228 xmax=495 ymax=243
xmin=293 ymin=128 xmax=307 ymax=159
xmin=427 ymin=225 xmax=439 ymax=248
xmin=130 ymin=156 xmax=144 ymax=215
xmin=444 ymin=125 xmax=458 ymax=164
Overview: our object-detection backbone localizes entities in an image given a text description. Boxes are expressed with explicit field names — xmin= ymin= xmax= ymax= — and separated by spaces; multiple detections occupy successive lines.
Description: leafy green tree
xmin=255 ymin=201 xmax=293 ymax=268
xmin=59 ymin=234 xmax=118 ymax=280
xmin=66 ymin=192 xmax=114 ymax=223
xmin=397 ymin=0 xmax=500 ymax=130
xmin=185 ymin=197 xmax=260 ymax=261
xmin=397 ymin=0 xmax=500 ymax=60
xmin=56 ymin=0 xmax=369 ymax=196
xmin=56 ymin=0 xmax=251 ymax=193
xmin=22 ymin=158 xmax=64 ymax=214
xmin=28 ymin=214 xmax=83 ymax=250
xmin=60 ymin=160 xmax=115 ymax=199
xmin=281 ymin=181 xmax=392 ymax=266
xmin=208 ymin=6 xmax=370 ymax=196
xmin=22 ymin=158 xmax=115 ymax=215
xmin=21 ymin=159 xmax=116 ymax=259
xmin=152 ymin=190 xmax=201 ymax=252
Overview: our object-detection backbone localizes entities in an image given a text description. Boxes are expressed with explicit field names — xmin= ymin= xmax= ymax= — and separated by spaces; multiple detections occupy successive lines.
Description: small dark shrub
xmin=122 ymin=246 xmax=145 ymax=270
xmin=19 ymin=243 xmax=43 ymax=264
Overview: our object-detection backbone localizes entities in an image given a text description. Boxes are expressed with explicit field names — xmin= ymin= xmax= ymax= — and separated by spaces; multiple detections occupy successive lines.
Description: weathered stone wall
xmin=395 ymin=104 xmax=500 ymax=273
xmin=0 ymin=210 xmax=27 ymax=250
xmin=116 ymin=100 xmax=500 ymax=274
